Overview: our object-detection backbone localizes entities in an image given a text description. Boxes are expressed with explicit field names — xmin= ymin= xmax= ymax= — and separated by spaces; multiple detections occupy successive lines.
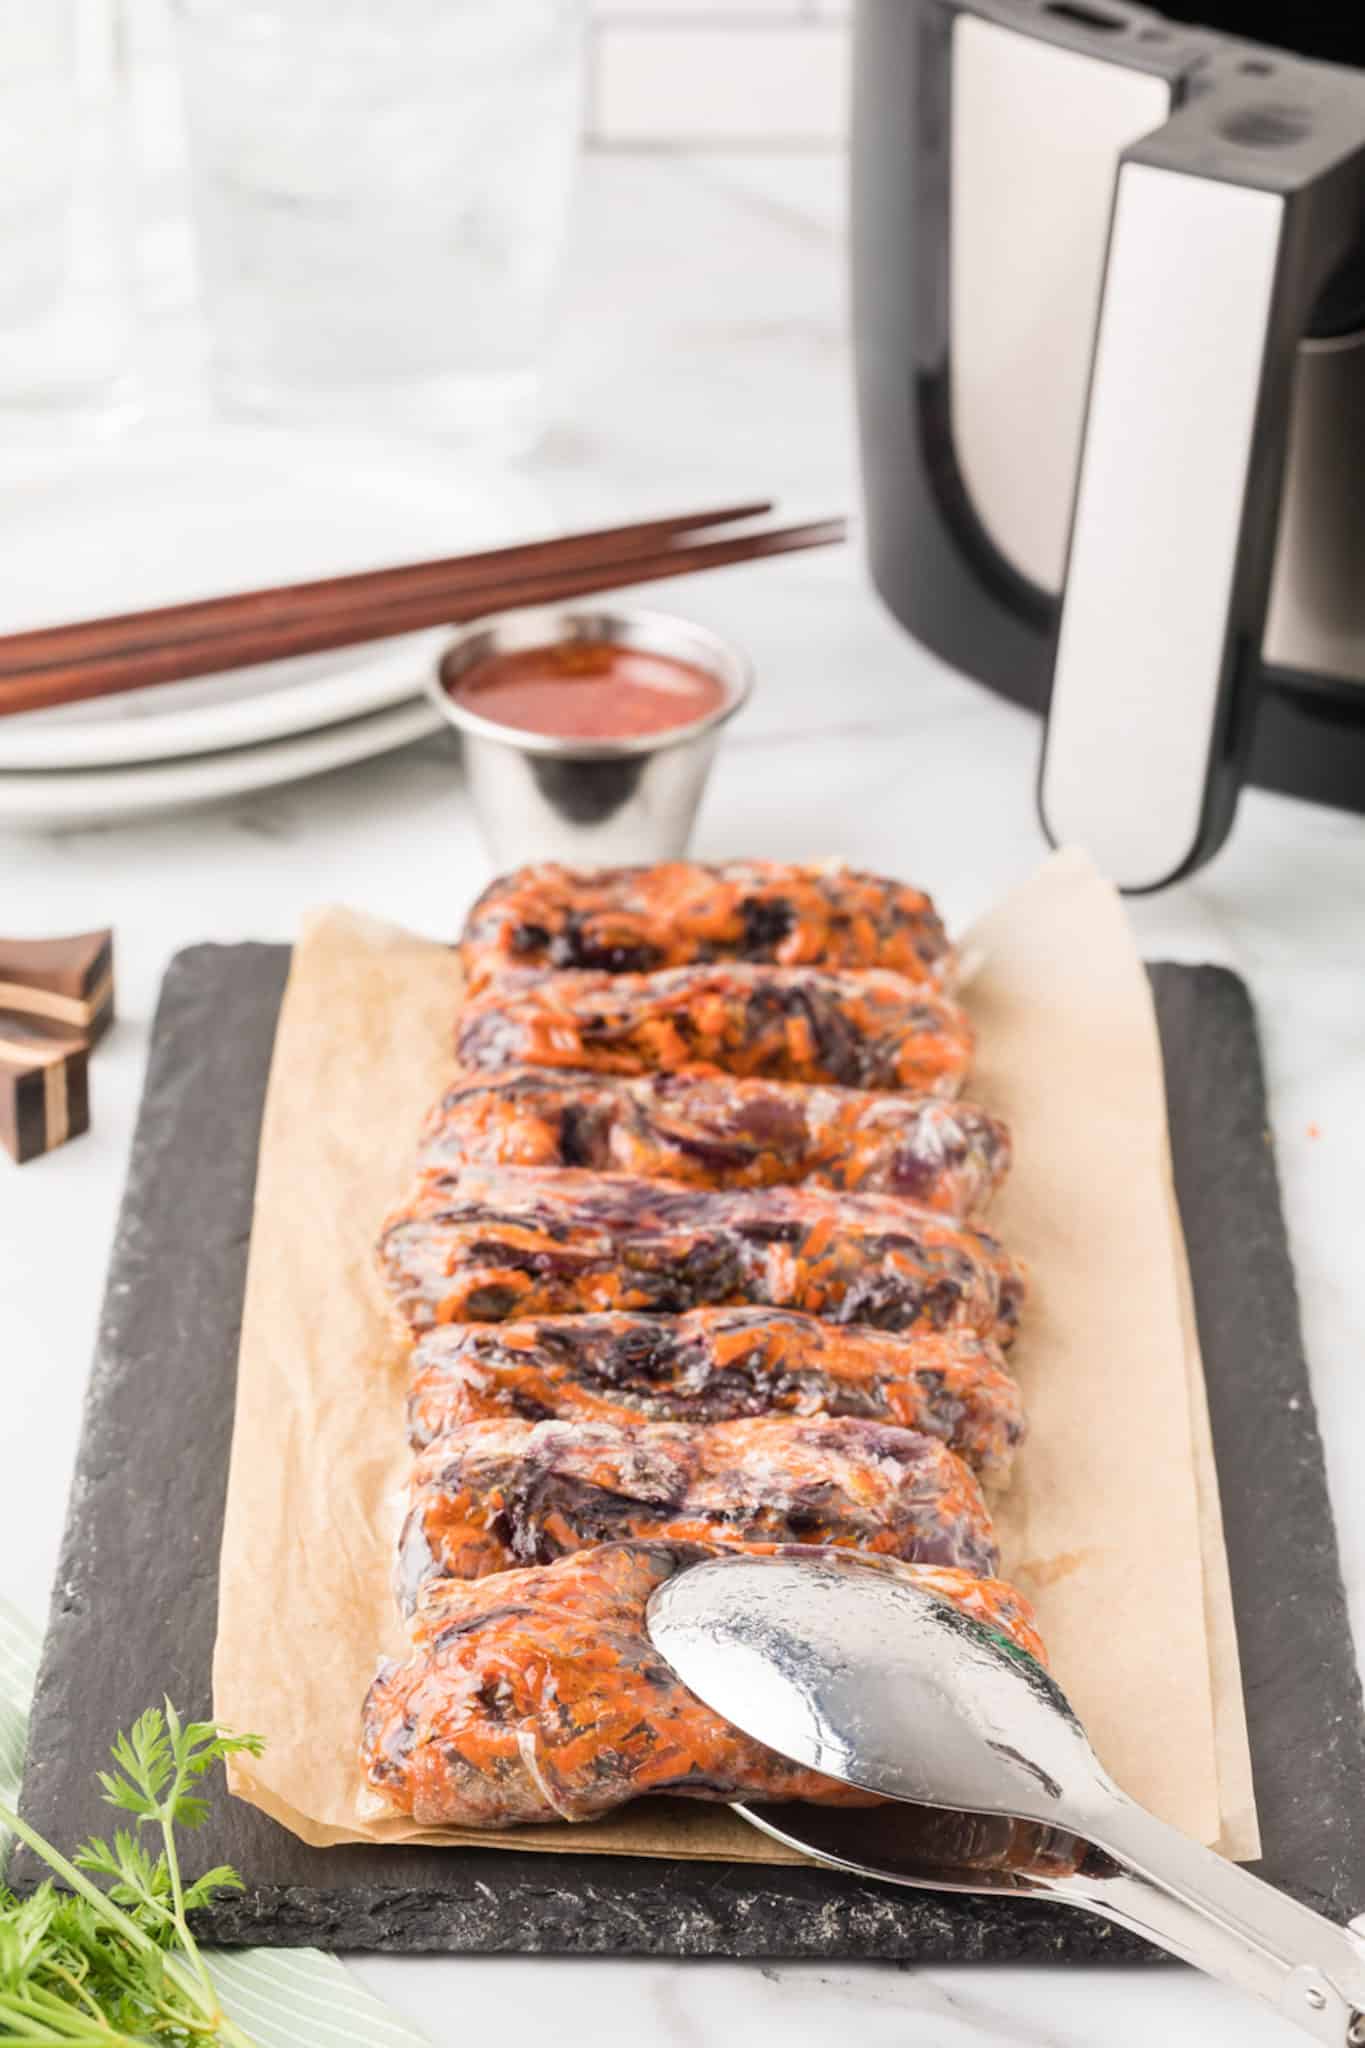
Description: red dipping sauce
xmin=447 ymin=641 xmax=728 ymax=741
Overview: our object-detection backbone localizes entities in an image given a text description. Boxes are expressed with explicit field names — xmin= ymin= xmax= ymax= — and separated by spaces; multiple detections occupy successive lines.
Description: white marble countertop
xmin=2 ymin=151 xmax=1363 ymax=2048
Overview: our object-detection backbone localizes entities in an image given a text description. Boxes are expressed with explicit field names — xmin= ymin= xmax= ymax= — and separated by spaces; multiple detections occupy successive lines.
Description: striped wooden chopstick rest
xmin=0 ymin=929 xmax=115 ymax=1162
xmin=0 ymin=929 xmax=115 ymax=1044
xmin=0 ymin=1014 xmax=90 ymax=1164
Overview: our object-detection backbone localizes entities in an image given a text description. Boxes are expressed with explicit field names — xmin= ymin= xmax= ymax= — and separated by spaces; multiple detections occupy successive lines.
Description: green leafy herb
xmin=0 ymin=1702 xmax=263 ymax=2045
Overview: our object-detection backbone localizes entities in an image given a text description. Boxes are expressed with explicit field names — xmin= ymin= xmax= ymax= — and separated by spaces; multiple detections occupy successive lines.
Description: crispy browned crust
xmin=455 ymin=963 xmax=972 ymax=1095
xmin=404 ymin=1309 xmax=1025 ymax=1483
xmin=418 ymin=1067 xmax=1010 ymax=1211
xmin=378 ymin=1165 xmax=1026 ymax=1341
xmin=361 ymin=1540 xmax=1045 ymax=1826
xmin=460 ymin=860 xmax=955 ymax=990
xmin=397 ymin=1414 xmax=999 ymax=1610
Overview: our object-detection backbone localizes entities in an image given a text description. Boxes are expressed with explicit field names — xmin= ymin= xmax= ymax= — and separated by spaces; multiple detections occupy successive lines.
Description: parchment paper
xmin=214 ymin=849 xmax=1259 ymax=1861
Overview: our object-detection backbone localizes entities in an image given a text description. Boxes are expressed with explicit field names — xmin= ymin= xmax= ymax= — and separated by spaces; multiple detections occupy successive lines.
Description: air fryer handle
xmin=1038 ymin=86 xmax=1365 ymax=892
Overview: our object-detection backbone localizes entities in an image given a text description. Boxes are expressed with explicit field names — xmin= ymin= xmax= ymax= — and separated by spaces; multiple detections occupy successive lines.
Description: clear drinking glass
xmin=0 ymin=0 xmax=136 ymax=417
xmin=173 ymin=0 xmax=585 ymax=449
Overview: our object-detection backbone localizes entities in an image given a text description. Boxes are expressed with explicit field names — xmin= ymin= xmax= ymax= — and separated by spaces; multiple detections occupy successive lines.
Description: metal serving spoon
xmin=647 ymin=1550 xmax=1365 ymax=2044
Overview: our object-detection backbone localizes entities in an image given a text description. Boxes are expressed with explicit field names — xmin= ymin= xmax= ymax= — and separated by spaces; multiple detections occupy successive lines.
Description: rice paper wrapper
xmin=214 ymin=849 xmax=1258 ymax=1862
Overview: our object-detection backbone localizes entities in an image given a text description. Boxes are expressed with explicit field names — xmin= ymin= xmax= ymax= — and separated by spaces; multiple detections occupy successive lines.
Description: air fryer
xmin=851 ymin=0 xmax=1365 ymax=888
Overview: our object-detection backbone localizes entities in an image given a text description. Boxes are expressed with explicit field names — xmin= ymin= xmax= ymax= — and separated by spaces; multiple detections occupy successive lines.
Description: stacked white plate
xmin=0 ymin=426 xmax=545 ymax=828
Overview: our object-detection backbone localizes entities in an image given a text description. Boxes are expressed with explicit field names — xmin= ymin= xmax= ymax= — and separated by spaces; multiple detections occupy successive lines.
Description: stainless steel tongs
xmin=646 ymin=1551 xmax=1365 ymax=2043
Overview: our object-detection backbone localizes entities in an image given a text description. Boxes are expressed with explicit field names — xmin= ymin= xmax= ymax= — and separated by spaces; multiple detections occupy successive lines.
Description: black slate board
xmin=13 ymin=948 xmax=1365 ymax=1957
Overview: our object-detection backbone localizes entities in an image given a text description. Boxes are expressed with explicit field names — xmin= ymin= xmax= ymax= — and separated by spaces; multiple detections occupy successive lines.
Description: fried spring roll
xmin=397 ymin=1415 xmax=999 ymax=1611
xmin=378 ymin=1165 xmax=1026 ymax=1342
xmin=455 ymin=962 xmax=972 ymax=1095
xmin=361 ymin=1540 xmax=1045 ymax=1827
xmin=404 ymin=1310 xmax=1025 ymax=1483
xmin=460 ymin=859 xmax=955 ymax=990
xmin=418 ymin=1067 xmax=1010 ymax=1212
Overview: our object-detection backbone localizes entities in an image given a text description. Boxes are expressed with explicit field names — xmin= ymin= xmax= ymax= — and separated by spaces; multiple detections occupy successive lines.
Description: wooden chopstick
xmin=0 ymin=516 xmax=846 ymax=720
xmin=0 ymin=500 xmax=774 ymax=677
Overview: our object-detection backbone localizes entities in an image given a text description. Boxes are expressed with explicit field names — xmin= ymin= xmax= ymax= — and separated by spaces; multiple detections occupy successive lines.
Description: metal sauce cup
xmin=428 ymin=605 xmax=752 ymax=868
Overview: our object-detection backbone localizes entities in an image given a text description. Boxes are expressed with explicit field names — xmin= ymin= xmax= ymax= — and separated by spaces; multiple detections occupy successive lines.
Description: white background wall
xmin=129 ymin=1 xmax=850 ymax=150
xmin=587 ymin=0 xmax=851 ymax=146
xmin=126 ymin=0 xmax=851 ymax=155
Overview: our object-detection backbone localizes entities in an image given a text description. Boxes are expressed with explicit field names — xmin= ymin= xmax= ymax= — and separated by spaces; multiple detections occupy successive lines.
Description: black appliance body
xmin=852 ymin=0 xmax=1365 ymax=889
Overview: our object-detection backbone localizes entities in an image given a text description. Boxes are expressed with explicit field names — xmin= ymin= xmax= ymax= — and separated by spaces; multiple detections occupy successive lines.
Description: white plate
xmin=0 ymin=697 xmax=446 ymax=830
xmin=0 ymin=426 xmax=544 ymax=770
